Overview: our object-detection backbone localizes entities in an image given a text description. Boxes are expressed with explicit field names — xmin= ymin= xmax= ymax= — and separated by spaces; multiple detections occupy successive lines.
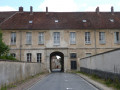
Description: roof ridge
xmin=0 ymin=12 xmax=18 ymax=26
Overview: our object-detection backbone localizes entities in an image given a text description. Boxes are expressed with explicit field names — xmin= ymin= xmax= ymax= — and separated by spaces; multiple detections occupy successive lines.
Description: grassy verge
xmin=0 ymin=72 xmax=47 ymax=90
xmin=74 ymin=71 xmax=120 ymax=90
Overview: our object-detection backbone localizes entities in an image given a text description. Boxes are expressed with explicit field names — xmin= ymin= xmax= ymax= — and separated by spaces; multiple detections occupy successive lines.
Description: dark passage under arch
xmin=50 ymin=51 xmax=64 ymax=72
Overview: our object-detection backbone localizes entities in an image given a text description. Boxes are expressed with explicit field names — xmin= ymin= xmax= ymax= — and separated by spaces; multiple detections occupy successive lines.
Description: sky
xmin=0 ymin=0 xmax=120 ymax=12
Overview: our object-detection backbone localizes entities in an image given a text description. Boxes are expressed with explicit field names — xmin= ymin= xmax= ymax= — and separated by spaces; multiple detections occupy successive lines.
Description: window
xmin=70 ymin=53 xmax=77 ymax=59
xmin=11 ymin=32 xmax=16 ymax=45
xmin=86 ymin=53 xmax=91 ymax=57
xmin=11 ymin=53 xmax=16 ymax=58
xmin=82 ymin=20 xmax=87 ymax=22
xmin=29 ymin=20 xmax=33 ymax=23
xmin=55 ymin=20 xmax=58 ymax=23
xmin=27 ymin=53 xmax=32 ymax=62
xmin=70 ymin=32 xmax=76 ymax=44
xmin=114 ymin=32 xmax=120 ymax=44
xmin=37 ymin=53 xmax=42 ymax=63
xmin=38 ymin=32 xmax=44 ymax=44
xmin=26 ymin=32 xmax=32 ymax=44
xmin=54 ymin=32 xmax=60 ymax=45
xmin=85 ymin=32 xmax=91 ymax=44
xmin=99 ymin=32 xmax=105 ymax=44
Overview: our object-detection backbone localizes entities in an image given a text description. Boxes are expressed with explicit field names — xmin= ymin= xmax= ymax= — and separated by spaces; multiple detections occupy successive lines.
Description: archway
xmin=50 ymin=51 xmax=64 ymax=72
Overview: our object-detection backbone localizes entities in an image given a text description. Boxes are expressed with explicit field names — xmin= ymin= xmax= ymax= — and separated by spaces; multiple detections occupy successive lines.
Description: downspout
xmin=20 ymin=31 xmax=22 ymax=61
xmin=94 ymin=30 xmax=97 ymax=54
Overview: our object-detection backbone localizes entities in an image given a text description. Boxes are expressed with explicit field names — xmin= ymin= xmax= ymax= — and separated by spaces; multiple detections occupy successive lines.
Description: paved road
xmin=28 ymin=73 xmax=99 ymax=90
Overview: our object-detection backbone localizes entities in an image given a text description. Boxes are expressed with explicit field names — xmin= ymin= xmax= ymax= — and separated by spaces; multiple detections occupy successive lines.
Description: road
xmin=28 ymin=73 xmax=99 ymax=90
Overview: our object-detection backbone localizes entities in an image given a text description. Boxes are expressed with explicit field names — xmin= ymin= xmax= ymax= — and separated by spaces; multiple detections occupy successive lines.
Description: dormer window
xmin=29 ymin=20 xmax=33 ymax=23
xmin=55 ymin=20 xmax=58 ymax=23
xmin=82 ymin=20 xmax=87 ymax=22
xmin=109 ymin=19 xmax=114 ymax=22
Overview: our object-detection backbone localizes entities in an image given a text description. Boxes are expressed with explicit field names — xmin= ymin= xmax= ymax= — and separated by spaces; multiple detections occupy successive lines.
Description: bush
xmin=0 ymin=55 xmax=17 ymax=61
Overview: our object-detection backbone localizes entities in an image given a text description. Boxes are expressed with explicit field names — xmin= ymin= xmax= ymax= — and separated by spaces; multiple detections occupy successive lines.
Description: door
xmin=71 ymin=61 xmax=77 ymax=70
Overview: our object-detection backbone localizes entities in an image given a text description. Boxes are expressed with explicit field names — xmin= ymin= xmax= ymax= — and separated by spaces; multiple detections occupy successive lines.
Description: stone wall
xmin=0 ymin=60 xmax=45 ymax=87
xmin=80 ymin=49 xmax=120 ymax=80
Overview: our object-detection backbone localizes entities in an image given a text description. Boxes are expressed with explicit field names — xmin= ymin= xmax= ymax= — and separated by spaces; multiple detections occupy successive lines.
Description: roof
xmin=0 ymin=11 xmax=120 ymax=30
xmin=0 ymin=12 xmax=16 ymax=24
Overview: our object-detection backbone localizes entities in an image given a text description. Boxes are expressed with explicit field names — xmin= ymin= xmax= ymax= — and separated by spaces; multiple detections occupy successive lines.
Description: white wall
xmin=80 ymin=49 xmax=120 ymax=74
xmin=0 ymin=61 xmax=45 ymax=87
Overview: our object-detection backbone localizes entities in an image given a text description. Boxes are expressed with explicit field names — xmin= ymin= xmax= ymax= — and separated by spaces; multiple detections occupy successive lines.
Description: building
xmin=0 ymin=6 xmax=120 ymax=72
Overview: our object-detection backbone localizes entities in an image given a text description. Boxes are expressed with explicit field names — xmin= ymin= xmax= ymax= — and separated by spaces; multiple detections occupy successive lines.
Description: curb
xmin=76 ymin=73 xmax=113 ymax=90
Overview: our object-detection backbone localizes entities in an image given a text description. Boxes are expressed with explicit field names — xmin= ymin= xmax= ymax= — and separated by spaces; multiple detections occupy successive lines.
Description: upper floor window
xmin=37 ymin=53 xmax=42 ymax=63
xmin=26 ymin=32 xmax=32 ymax=45
xmin=70 ymin=32 xmax=76 ymax=44
xmin=85 ymin=32 xmax=91 ymax=44
xmin=11 ymin=32 xmax=16 ymax=45
xmin=27 ymin=53 xmax=32 ymax=62
xmin=114 ymin=32 xmax=120 ymax=44
xmin=54 ymin=32 xmax=60 ymax=45
xmin=38 ymin=32 xmax=44 ymax=44
xmin=11 ymin=53 xmax=16 ymax=58
xmin=99 ymin=32 xmax=105 ymax=44
xmin=70 ymin=53 xmax=77 ymax=59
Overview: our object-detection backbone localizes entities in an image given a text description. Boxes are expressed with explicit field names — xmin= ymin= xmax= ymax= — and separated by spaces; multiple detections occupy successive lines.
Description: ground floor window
xmin=11 ymin=53 xmax=16 ymax=58
xmin=70 ymin=53 xmax=77 ymax=59
xmin=37 ymin=53 xmax=41 ymax=63
xmin=27 ymin=53 xmax=32 ymax=62
xmin=71 ymin=61 xmax=77 ymax=70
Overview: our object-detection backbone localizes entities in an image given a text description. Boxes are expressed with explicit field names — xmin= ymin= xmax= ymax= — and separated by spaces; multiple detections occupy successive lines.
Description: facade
xmin=0 ymin=6 xmax=120 ymax=72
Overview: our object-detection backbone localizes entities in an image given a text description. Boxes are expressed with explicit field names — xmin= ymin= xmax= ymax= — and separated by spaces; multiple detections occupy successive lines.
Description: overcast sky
xmin=0 ymin=0 xmax=120 ymax=12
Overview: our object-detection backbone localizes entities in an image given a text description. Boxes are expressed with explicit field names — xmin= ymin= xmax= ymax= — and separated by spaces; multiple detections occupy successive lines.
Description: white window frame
xmin=37 ymin=53 xmax=42 ymax=63
xmin=85 ymin=32 xmax=91 ymax=44
xmin=11 ymin=32 xmax=16 ymax=45
xmin=70 ymin=32 xmax=76 ymax=44
xmin=54 ymin=32 xmax=60 ymax=45
xmin=99 ymin=32 xmax=105 ymax=44
xmin=26 ymin=32 xmax=32 ymax=45
xmin=38 ymin=32 xmax=44 ymax=44
xmin=114 ymin=32 xmax=120 ymax=44
xmin=27 ymin=53 xmax=32 ymax=62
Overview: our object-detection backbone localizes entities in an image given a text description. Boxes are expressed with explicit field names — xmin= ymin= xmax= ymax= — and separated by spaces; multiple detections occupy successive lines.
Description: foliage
xmin=0 ymin=30 xmax=9 ymax=56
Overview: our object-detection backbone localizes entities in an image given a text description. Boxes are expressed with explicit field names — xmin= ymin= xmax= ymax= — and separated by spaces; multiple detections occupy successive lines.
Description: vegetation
xmin=0 ymin=30 xmax=17 ymax=61
xmin=76 ymin=71 xmax=120 ymax=90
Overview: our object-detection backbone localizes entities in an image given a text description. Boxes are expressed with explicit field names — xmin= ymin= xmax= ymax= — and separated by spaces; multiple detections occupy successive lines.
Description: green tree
xmin=0 ymin=30 xmax=9 ymax=56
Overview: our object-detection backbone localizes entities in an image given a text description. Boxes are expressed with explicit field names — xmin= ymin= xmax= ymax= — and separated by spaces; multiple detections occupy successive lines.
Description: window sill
xmin=85 ymin=43 xmax=91 ymax=45
xmin=10 ymin=44 xmax=16 ymax=46
xmin=38 ymin=44 xmax=44 ymax=45
xmin=26 ymin=44 xmax=32 ymax=45
xmin=99 ymin=43 xmax=106 ymax=45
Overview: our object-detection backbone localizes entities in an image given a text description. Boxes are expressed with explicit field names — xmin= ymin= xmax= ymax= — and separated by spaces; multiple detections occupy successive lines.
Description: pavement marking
xmin=66 ymin=88 xmax=73 ymax=90
xmin=65 ymin=80 xmax=68 ymax=81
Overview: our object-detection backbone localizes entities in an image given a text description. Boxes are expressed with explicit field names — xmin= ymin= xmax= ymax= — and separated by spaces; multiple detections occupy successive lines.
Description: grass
xmin=0 ymin=72 xmax=47 ymax=90
xmin=75 ymin=71 xmax=120 ymax=90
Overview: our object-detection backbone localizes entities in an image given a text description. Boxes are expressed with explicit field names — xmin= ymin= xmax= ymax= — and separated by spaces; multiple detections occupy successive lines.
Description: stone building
xmin=0 ymin=6 xmax=120 ymax=72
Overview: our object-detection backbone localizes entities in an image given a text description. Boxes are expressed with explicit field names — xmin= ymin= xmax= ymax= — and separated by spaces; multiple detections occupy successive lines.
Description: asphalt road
xmin=28 ymin=73 xmax=99 ymax=90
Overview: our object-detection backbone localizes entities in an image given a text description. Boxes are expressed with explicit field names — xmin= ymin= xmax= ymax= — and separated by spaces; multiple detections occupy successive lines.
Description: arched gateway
xmin=50 ymin=51 xmax=64 ymax=72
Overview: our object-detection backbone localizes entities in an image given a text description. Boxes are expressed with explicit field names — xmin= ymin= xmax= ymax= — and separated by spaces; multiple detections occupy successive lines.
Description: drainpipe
xmin=94 ymin=30 xmax=97 ymax=54
xmin=20 ymin=31 xmax=22 ymax=61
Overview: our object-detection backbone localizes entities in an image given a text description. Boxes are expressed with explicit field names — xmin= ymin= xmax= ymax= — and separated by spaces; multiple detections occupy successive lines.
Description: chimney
xmin=19 ymin=6 xmax=23 ymax=12
xmin=46 ymin=7 xmax=48 ymax=14
xmin=30 ymin=6 xmax=33 ymax=15
xmin=96 ymin=7 xmax=99 ymax=14
xmin=111 ymin=6 xmax=114 ymax=15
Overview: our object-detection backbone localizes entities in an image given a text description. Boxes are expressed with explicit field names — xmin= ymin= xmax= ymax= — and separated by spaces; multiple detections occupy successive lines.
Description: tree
xmin=0 ymin=30 xmax=9 ymax=56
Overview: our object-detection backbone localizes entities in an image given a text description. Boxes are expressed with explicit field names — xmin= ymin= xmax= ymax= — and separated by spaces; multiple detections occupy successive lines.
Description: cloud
xmin=0 ymin=6 xmax=16 ymax=11
xmin=39 ymin=0 xmax=79 ymax=12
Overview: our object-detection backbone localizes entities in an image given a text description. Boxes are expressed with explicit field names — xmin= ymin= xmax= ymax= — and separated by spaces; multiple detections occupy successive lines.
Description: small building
xmin=0 ymin=6 xmax=120 ymax=72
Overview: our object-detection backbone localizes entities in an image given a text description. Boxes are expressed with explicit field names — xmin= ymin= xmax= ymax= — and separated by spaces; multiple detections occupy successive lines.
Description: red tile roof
xmin=0 ymin=11 xmax=120 ymax=30
xmin=0 ymin=12 xmax=16 ymax=23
